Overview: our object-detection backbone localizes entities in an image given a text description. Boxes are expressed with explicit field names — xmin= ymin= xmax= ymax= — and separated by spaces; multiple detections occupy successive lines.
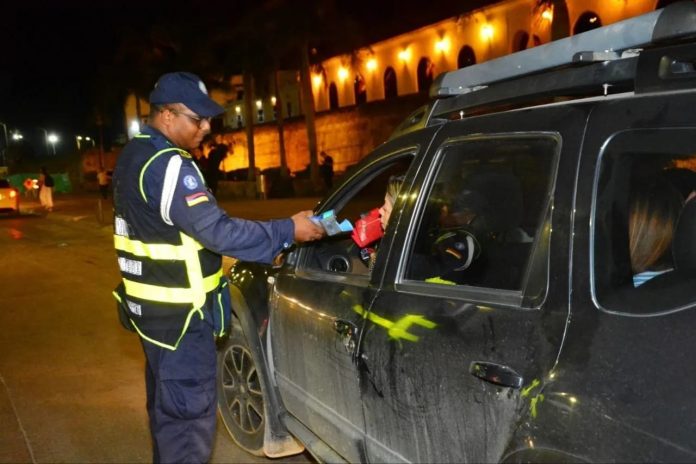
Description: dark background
xmin=0 ymin=1 xmax=493 ymax=151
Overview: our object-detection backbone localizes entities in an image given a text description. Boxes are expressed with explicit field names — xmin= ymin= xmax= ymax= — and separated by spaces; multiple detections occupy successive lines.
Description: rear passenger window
xmin=404 ymin=135 xmax=557 ymax=293
xmin=593 ymin=129 xmax=696 ymax=315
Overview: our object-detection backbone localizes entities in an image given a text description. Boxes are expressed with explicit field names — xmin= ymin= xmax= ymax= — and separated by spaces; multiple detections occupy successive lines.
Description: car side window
xmin=301 ymin=156 xmax=414 ymax=276
xmin=404 ymin=136 xmax=557 ymax=292
xmin=593 ymin=129 xmax=696 ymax=315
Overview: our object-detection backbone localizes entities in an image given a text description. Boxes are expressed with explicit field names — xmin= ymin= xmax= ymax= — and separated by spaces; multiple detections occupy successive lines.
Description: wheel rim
xmin=221 ymin=344 xmax=264 ymax=434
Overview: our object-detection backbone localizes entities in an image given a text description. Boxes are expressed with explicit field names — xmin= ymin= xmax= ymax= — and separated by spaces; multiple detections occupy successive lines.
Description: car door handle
xmin=469 ymin=361 xmax=524 ymax=389
xmin=334 ymin=319 xmax=359 ymax=354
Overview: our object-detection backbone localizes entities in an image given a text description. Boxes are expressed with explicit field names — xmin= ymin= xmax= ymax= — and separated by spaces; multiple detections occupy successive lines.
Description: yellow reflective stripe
xmin=130 ymin=307 xmax=205 ymax=351
xmin=138 ymin=147 xmax=188 ymax=202
xmin=112 ymin=290 xmax=122 ymax=303
xmin=114 ymin=234 xmax=203 ymax=260
xmin=134 ymin=133 xmax=150 ymax=139
xmin=123 ymin=269 xmax=223 ymax=304
xmin=181 ymin=233 xmax=207 ymax=309
xmin=216 ymin=292 xmax=225 ymax=337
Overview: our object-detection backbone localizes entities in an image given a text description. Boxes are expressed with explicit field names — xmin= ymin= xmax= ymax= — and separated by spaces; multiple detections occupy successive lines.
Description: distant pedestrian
xmin=97 ymin=168 xmax=110 ymax=199
xmin=39 ymin=166 xmax=54 ymax=212
xmin=320 ymin=150 xmax=334 ymax=189
xmin=206 ymin=134 xmax=229 ymax=195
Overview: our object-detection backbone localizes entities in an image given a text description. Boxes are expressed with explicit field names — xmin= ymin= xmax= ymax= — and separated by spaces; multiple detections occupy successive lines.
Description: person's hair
xmin=386 ymin=175 xmax=405 ymax=203
xmin=148 ymin=104 xmax=165 ymax=123
xmin=629 ymin=178 xmax=683 ymax=274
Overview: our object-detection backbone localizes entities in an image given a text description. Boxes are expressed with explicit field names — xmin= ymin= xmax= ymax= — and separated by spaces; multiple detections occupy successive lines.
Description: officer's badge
xmin=183 ymin=175 xmax=199 ymax=190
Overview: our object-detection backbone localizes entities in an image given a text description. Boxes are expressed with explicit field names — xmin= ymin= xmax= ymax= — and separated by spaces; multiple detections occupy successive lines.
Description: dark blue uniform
xmin=112 ymin=125 xmax=294 ymax=463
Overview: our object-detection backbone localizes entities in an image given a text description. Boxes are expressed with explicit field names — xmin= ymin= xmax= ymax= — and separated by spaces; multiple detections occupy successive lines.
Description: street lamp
xmin=11 ymin=131 xmax=23 ymax=141
xmin=47 ymin=133 xmax=59 ymax=155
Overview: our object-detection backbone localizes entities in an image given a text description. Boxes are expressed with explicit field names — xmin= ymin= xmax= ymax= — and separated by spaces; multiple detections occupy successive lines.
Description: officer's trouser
xmin=141 ymin=315 xmax=217 ymax=464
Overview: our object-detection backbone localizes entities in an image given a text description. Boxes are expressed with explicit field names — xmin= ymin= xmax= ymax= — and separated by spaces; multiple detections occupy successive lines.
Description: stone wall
xmin=219 ymin=93 xmax=429 ymax=176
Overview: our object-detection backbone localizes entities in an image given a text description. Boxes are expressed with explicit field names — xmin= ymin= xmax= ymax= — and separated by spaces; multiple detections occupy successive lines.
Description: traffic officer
xmin=111 ymin=71 xmax=323 ymax=463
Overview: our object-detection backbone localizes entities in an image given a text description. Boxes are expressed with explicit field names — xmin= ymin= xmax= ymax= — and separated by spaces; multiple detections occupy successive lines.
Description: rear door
xmin=553 ymin=91 xmax=696 ymax=461
xmin=268 ymin=128 xmax=437 ymax=462
xmin=358 ymin=106 xmax=587 ymax=463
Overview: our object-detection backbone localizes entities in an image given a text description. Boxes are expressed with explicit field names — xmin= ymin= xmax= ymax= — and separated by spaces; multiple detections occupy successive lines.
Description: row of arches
xmin=325 ymin=46 xmax=478 ymax=109
xmin=321 ymin=2 xmax=680 ymax=109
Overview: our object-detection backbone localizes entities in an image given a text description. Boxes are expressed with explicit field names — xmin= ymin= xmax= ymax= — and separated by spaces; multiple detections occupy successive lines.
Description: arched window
xmin=457 ymin=46 xmax=476 ymax=69
xmin=417 ymin=57 xmax=435 ymax=93
xmin=573 ymin=11 xmax=602 ymax=35
xmin=329 ymin=82 xmax=339 ymax=109
xmin=512 ymin=30 xmax=529 ymax=52
xmin=354 ymin=73 xmax=367 ymax=105
xmin=384 ymin=66 xmax=398 ymax=100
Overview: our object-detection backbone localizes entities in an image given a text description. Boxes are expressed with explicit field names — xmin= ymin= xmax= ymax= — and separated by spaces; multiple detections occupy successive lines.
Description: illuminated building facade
xmin=311 ymin=0 xmax=671 ymax=111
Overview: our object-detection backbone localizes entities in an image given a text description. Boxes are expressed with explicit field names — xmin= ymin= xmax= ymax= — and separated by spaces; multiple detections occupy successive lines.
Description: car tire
xmin=217 ymin=319 xmax=266 ymax=456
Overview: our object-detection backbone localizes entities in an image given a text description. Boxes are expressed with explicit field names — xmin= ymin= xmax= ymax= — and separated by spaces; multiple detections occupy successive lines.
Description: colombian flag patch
xmin=185 ymin=192 xmax=209 ymax=207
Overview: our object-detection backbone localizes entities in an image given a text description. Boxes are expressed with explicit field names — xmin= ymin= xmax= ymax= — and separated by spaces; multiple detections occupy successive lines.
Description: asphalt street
xmin=0 ymin=192 xmax=318 ymax=463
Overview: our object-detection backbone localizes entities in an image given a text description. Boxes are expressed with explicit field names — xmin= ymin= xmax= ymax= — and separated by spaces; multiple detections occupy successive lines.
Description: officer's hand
xmin=291 ymin=210 xmax=325 ymax=242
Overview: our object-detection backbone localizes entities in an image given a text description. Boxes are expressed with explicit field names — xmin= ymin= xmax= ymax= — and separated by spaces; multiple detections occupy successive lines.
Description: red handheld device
xmin=351 ymin=208 xmax=383 ymax=247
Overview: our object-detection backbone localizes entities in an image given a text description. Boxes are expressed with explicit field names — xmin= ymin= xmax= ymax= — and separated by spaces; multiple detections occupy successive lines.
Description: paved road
xmin=0 ymin=192 xmax=318 ymax=463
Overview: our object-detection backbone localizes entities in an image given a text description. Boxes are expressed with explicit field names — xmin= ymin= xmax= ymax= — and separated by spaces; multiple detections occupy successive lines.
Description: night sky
xmin=1 ymin=1 xmax=493 ymax=151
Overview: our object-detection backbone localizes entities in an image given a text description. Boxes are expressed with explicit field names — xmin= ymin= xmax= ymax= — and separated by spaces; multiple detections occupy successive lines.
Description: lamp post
xmin=0 ymin=121 xmax=8 ymax=166
xmin=38 ymin=128 xmax=49 ymax=156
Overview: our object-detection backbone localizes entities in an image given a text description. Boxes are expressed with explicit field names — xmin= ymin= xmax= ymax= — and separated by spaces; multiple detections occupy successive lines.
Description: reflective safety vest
xmin=112 ymin=134 xmax=226 ymax=350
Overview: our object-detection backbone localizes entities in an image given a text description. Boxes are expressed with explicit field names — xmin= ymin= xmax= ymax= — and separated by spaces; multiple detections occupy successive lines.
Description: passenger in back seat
xmin=629 ymin=177 xmax=683 ymax=287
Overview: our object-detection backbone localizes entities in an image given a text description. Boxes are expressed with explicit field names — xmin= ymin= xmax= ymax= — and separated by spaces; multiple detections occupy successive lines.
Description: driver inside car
xmin=352 ymin=175 xmax=481 ymax=281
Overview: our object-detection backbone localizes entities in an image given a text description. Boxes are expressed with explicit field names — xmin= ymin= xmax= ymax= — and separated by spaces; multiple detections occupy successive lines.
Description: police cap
xmin=149 ymin=72 xmax=225 ymax=117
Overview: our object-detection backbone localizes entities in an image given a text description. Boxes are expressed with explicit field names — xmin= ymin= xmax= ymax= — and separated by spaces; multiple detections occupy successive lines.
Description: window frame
xmin=294 ymin=147 xmax=418 ymax=285
xmin=394 ymin=132 xmax=560 ymax=310
xmin=590 ymin=127 xmax=696 ymax=317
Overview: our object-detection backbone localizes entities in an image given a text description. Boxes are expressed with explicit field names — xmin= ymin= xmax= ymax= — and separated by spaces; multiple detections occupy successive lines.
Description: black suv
xmin=216 ymin=3 xmax=696 ymax=462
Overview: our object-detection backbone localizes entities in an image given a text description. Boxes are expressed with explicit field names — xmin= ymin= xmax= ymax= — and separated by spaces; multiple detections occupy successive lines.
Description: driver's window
xmin=404 ymin=136 xmax=556 ymax=290
xmin=302 ymin=156 xmax=414 ymax=276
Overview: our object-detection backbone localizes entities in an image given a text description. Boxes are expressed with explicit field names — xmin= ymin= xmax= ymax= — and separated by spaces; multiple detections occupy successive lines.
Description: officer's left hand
xmin=292 ymin=210 xmax=326 ymax=242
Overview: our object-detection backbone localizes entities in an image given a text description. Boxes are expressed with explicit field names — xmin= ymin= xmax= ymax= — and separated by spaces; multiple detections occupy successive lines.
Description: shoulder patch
xmin=185 ymin=192 xmax=209 ymax=207
xmin=183 ymin=175 xmax=199 ymax=190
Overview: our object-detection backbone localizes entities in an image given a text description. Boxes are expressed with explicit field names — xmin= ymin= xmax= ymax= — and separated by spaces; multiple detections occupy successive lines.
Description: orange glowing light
xmin=312 ymin=73 xmax=322 ymax=87
xmin=481 ymin=24 xmax=494 ymax=41
xmin=338 ymin=67 xmax=349 ymax=81
xmin=541 ymin=8 xmax=553 ymax=22
xmin=435 ymin=37 xmax=450 ymax=53
xmin=398 ymin=48 xmax=411 ymax=62
xmin=366 ymin=58 xmax=377 ymax=71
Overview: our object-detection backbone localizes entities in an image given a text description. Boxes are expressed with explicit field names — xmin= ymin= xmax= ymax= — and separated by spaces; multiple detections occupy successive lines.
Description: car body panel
xmin=220 ymin=18 xmax=696 ymax=463
xmin=0 ymin=180 xmax=19 ymax=212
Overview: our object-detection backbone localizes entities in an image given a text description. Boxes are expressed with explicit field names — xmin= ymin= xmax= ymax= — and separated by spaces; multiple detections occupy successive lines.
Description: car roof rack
xmin=426 ymin=1 xmax=696 ymax=122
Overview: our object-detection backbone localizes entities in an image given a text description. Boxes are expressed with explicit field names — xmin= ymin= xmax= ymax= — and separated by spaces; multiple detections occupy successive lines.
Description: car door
xmin=268 ymin=127 xmax=439 ymax=462
xmin=357 ymin=107 xmax=587 ymax=463
xmin=548 ymin=93 xmax=696 ymax=461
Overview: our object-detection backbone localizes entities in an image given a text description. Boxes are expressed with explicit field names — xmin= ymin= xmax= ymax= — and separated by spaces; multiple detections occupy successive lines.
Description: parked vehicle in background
xmin=216 ymin=3 xmax=696 ymax=462
xmin=0 ymin=179 xmax=20 ymax=214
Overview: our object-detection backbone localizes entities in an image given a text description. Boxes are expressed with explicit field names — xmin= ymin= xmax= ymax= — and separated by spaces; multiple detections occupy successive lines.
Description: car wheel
xmin=217 ymin=320 xmax=265 ymax=456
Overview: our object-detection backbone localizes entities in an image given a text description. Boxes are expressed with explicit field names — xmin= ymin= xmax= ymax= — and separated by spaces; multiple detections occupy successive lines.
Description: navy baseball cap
xmin=149 ymin=72 xmax=225 ymax=117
